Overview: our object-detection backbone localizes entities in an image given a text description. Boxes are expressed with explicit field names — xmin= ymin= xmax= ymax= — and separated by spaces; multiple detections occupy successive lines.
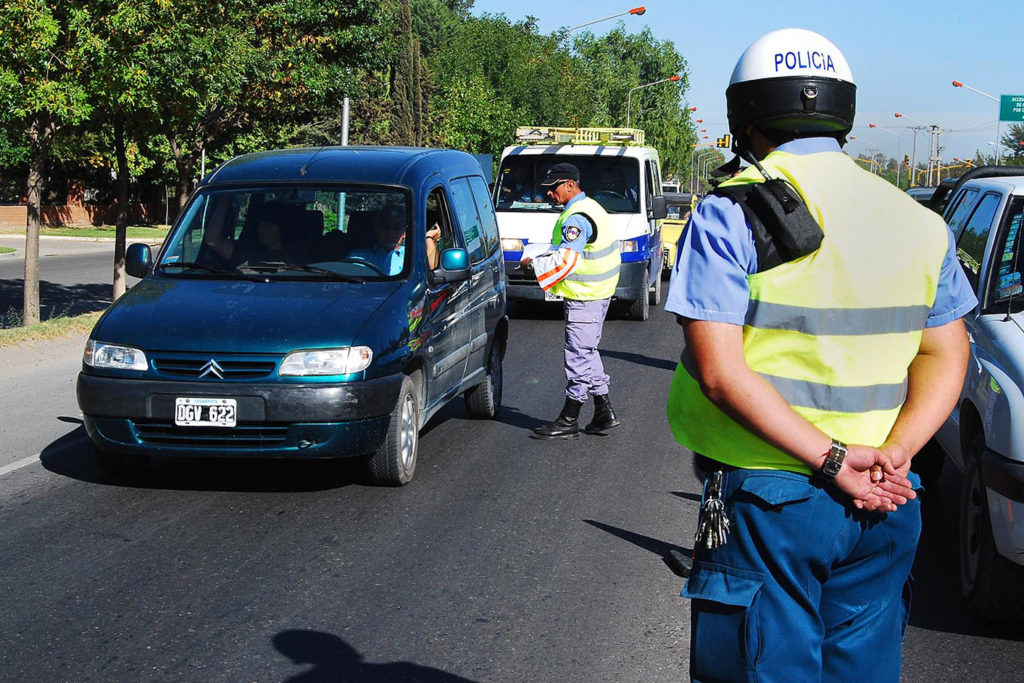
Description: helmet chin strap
xmin=735 ymin=127 xmax=777 ymax=182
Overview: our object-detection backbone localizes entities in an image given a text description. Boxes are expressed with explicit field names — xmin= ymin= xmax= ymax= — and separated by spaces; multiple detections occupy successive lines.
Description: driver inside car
xmin=347 ymin=204 xmax=440 ymax=275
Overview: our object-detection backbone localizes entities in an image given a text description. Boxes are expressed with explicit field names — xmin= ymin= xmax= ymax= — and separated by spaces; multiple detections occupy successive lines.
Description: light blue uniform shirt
xmin=557 ymin=192 xmax=593 ymax=255
xmin=349 ymin=245 xmax=405 ymax=275
xmin=664 ymin=137 xmax=977 ymax=327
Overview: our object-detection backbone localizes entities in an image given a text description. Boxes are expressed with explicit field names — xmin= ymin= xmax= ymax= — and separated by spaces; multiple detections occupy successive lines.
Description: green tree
xmin=574 ymin=26 xmax=697 ymax=178
xmin=1000 ymin=122 xmax=1024 ymax=162
xmin=390 ymin=0 xmax=419 ymax=145
xmin=131 ymin=0 xmax=388 ymax=216
xmin=0 ymin=0 xmax=95 ymax=325
xmin=430 ymin=14 xmax=588 ymax=155
xmin=85 ymin=0 xmax=167 ymax=299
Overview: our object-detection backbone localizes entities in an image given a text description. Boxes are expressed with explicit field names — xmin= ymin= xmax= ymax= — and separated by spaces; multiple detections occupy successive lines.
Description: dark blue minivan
xmin=77 ymin=147 xmax=508 ymax=485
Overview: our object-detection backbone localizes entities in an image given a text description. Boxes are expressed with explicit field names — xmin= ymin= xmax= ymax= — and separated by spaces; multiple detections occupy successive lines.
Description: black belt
xmin=694 ymin=453 xmax=738 ymax=475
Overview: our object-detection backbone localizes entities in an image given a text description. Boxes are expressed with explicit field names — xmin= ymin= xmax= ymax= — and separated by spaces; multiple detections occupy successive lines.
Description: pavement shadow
xmin=0 ymin=278 xmax=112 ymax=327
xmin=907 ymin=464 xmax=1024 ymax=640
xmin=584 ymin=519 xmax=693 ymax=578
xmin=39 ymin=422 xmax=369 ymax=493
xmin=600 ymin=348 xmax=677 ymax=372
xmin=273 ymin=629 xmax=478 ymax=682
xmin=423 ymin=397 xmax=546 ymax=433
xmin=670 ymin=491 xmax=703 ymax=504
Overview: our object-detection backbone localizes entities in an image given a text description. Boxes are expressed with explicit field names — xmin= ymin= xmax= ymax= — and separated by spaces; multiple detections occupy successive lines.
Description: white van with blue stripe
xmin=493 ymin=127 xmax=668 ymax=321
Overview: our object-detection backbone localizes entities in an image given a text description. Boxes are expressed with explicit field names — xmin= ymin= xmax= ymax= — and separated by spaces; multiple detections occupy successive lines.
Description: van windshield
xmin=157 ymin=186 xmax=412 ymax=281
xmin=495 ymin=156 xmax=640 ymax=214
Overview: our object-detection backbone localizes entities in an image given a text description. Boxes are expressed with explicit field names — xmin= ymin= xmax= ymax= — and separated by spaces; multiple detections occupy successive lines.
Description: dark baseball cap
xmin=539 ymin=162 xmax=581 ymax=186
xmin=711 ymin=156 xmax=744 ymax=177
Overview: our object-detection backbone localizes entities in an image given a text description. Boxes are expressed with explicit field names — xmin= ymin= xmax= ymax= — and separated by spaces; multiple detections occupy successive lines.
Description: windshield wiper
xmin=155 ymin=261 xmax=264 ymax=281
xmin=241 ymin=261 xmax=365 ymax=283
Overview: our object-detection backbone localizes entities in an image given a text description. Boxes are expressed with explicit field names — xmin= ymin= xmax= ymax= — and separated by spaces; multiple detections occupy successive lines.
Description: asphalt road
xmin=1 ymin=247 xmax=1022 ymax=680
xmin=0 ymin=235 xmax=140 ymax=324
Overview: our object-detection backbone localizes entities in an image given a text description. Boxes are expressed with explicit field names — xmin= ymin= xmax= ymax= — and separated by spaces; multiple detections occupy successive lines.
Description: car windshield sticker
xmin=998 ymin=271 xmax=1022 ymax=299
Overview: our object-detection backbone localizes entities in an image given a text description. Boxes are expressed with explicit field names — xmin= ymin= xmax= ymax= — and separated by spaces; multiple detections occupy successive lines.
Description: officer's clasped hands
xmin=835 ymin=444 xmax=916 ymax=512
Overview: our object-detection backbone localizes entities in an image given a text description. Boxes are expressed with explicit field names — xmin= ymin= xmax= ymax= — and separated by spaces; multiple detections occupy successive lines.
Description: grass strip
xmin=0 ymin=311 xmax=101 ymax=348
xmin=0 ymin=225 xmax=169 ymax=240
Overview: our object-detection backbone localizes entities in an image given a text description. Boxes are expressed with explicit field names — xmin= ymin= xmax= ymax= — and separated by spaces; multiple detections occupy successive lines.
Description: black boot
xmin=584 ymin=394 xmax=620 ymax=434
xmin=531 ymin=397 xmax=584 ymax=440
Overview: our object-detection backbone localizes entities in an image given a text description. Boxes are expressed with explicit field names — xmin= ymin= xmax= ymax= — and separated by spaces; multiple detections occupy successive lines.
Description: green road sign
xmin=1001 ymin=95 xmax=1024 ymax=122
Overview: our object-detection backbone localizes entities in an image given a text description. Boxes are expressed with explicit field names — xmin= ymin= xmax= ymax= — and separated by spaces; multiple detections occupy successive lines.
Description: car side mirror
xmin=650 ymin=195 xmax=667 ymax=221
xmin=433 ymin=248 xmax=470 ymax=283
xmin=126 ymin=243 xmax=153 ymax=278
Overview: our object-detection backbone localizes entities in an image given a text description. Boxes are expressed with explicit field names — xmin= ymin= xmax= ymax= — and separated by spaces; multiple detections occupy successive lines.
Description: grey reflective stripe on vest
xmin=680 ymin=350 xmax=908 ymax=413
xmin=745 ymin=300 xmax=931 ymax=336
xmin=761 ymin=372 xmax=908 ymax=412
xmin=582 ymin=242 xmax=619 ymax=260
xmin=567 ymin=264 xmax=621 ymax=282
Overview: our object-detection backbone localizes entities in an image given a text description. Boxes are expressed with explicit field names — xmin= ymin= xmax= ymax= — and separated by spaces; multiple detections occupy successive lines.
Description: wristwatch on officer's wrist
xmin=815 ymin=439 xmax=847 ymax=482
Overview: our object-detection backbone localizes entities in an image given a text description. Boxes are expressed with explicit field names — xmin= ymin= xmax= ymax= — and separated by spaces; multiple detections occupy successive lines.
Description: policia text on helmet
xmin=710 ymin=28 xmax=859 ymax=267
xmin=726 ymin=28 xmax=856 ymax=161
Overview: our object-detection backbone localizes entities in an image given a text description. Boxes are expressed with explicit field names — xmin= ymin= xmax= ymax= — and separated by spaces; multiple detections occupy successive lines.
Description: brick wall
xmin=0 ymin=203 xmax=161 ymax=229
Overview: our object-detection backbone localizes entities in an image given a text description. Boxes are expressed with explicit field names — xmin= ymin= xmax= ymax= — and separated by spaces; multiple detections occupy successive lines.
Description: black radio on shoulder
xmin=713 ymin=175 xmax=824 ymax=273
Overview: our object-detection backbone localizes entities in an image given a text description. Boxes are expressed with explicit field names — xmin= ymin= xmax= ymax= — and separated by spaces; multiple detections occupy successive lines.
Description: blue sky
xmin=470 ymin=0 xmax=1024 ymax=166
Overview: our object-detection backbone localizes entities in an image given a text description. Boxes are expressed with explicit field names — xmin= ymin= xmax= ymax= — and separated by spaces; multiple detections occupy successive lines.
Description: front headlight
xmin=279 ymin=347 xmax=373 ymax=376
xmin=501 ymin=238 xmax=524 ymax=252
xmin=83 ymin=340 xmax=148 ymax=370
xmin=619 ymin=239 xmax=640 ymax=253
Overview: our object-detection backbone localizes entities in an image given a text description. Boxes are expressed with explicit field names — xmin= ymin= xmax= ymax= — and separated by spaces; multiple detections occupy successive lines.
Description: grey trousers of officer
xmin=563 ymin=298 xmax=611 ymax=402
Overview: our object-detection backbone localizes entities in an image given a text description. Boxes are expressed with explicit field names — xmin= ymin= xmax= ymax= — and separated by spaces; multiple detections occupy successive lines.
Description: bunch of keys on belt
xmin=695 ymin=470 xmax=731 ymax=550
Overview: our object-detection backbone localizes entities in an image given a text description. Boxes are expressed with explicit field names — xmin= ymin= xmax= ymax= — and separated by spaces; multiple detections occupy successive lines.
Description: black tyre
xmin=625 ymin=268 xmax=651 ymax=321
xmin=465 ymin=344 xmax=503 ymax=419
xmin=649 ymin=263 xmax=663 ymax=306
xmin=958 ymin=432 xmax=1024 ymax=621
xmin=95 ymin=447 xmax=149 ymax=478
xmin=368 ymin=373 xmax=421 ymax=486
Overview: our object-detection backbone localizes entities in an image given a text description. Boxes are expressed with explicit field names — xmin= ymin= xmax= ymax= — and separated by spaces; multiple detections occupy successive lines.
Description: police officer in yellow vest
xmin=665 ymin=29 xmax=976 ymax=681
xmin=521 ymin=162 xmax=621 ymax=439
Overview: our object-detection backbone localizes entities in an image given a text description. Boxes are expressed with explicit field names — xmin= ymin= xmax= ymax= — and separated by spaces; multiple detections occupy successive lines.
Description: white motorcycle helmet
xmin=726 ymin=28 xmax=856 ymax=155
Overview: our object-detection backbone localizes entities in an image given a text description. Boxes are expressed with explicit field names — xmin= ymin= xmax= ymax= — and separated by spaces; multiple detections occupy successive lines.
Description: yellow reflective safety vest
xmin=666 ymin=149 xmax=950 ymax=474
xmin=549 ymin=196 xmax=620 ymax=301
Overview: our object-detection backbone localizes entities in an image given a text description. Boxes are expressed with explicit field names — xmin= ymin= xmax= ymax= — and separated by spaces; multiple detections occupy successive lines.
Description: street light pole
xmin=698 ymin=153 xmax=718 ymax=192
xmin=565 ymin=6 xmax=645 ymax=33
xmin=868 ymin=123 xmax=902 ymax=189
xmin=689 ymin=147 xmax=714 ymax=193
xmin=895 ymin=112 xmax=939 ymax=185
xmin=626 ymin=75 xmax=681 ymax=128
xmin=953 ymin=80 xmax=1001 ymax=165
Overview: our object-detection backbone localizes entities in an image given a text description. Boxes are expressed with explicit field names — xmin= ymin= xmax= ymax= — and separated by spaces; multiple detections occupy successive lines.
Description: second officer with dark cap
xmin=520 ymin=162 xmax=621 ymax=439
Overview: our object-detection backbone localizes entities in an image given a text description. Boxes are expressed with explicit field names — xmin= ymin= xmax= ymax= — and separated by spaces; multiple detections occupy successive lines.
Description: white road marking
xmin=0 ymin=437 xmax=85 ymax=477
xmin=0 ymin=454 xmax=41 ymax=477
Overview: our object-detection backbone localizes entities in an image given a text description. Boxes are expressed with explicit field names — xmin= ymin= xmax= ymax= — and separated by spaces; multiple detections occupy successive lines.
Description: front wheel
xmin=625 ymin=268 xmax=651 ymax=321
xmin=465 ymin=343 xmax=503 ymax=419
xmin=368 ymin=373 xmax=421 ymax=486
xmin=649 ymin=262 xmax=663 ymax=306
xmin=958 ymin=432 xmax=1024 ymax=621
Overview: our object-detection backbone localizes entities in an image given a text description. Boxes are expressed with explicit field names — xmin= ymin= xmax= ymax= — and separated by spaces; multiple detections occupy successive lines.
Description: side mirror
xmin=434 ymin=248 xmax=470 ymax=283
xmin=650 ymin=195 xmax=668 ymax=221
xmin=125 ymin=243 xmax=153 ymax=278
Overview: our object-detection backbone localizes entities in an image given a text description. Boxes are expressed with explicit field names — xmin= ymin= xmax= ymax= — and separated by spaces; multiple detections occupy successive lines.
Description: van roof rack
xmin=515 ymin=126 xmax=646 ymax=146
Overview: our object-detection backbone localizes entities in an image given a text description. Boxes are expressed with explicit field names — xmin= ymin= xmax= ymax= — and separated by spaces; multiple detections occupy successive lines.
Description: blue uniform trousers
xmin=683 ymin=466 xmax=921 ymax=682
xmin=563 ymin=298 xmax=611 ymax=402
